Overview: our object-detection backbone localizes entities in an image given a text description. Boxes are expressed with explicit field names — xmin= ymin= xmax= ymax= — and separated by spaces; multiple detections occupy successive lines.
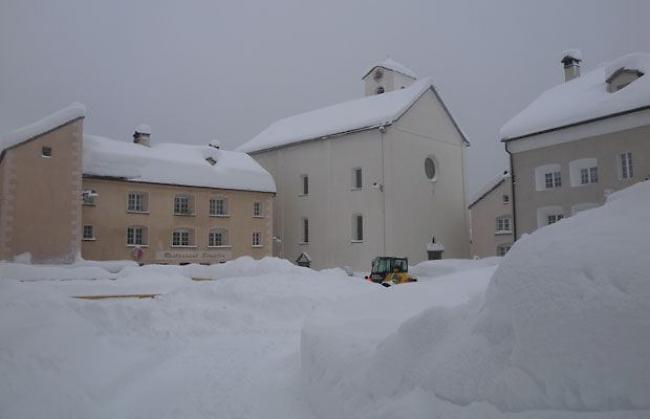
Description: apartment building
xmin=468 ymin=171 xmax=513 ymax=257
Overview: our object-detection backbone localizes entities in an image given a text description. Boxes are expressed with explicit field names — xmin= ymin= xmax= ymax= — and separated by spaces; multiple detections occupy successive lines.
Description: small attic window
xmin=206 ymin=157 xmax=217 ymax=166
xmin=373 ymin=69 xmax=383 ymax=81
xmin=606 ymin=68 xmax=644 ymax=92
xmin=41 ymin=146 xmax=52 ymax=157
xmin=376 ymin=86 xmax=385 ymax=94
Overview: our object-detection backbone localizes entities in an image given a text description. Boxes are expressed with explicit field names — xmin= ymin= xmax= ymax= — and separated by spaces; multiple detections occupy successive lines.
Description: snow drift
xmin=301 ymin=181 xmax=650 ymax=418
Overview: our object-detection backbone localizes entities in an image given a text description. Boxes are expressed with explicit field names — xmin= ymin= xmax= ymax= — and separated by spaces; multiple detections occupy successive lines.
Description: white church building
xmin=238 ymin=59 xmax=470 ymax=270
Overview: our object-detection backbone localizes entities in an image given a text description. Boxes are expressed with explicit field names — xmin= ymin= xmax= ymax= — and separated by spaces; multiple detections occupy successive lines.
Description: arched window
xmin=172 ymin=228 xmax=195 ymax=247
xmin=209 ymin=228 xmax=229 ymax=247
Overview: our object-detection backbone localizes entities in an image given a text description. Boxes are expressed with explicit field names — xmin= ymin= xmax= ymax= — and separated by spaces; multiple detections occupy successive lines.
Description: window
xmin=174 ymin=195 xmax=193 ymax=215
xmin=41 ymin=146 xmax=52 ymax=157
xmin=127 ymin=192 xmax=148 ymax=212
xmin=620 ymin=152 xmax=633 ymax=179
xmin=544 ymin=171 xmax=562 ymax=188
xmin=502 ymin=194 xmax=510 ymax=204
xmin=495 ymin=216 xmax=512 ymax=234
xmin=209 ymin=228 xmax=229 ymax=247
xmin=209 ymin=197 xmax=228 ymax=216
xmin=376 ymin=86 xmax=385 ymax=94
xmin=537 ymin=206 xmax=564 ymax=229
xmin=496 ymin=244 xmax=511 ymax=257
xmin=352 ymin=214 xmax=363 ymax=242
xmin=352 ymin=167 xmax=362 ymax=189
xmin=547 ymin=214 xmax=564 ymax=225
xmin=424 ymin=157 xmax=437 ymax=180
xmin=127 ymin=226 xmax=147 ymax=246
xmin=206 ymin=157 xmax=217 ymax=166
xmin=253 ymin=201 xmax=263 ymax=217
xmin=82 ymin=225 xmax=94 ymax=240
xmin=580 ymin=167 xmax=598 ymax=184
xmin=300 ymin=175 xmax=309 ymax=195
xmin=82 ymin=190 xmax=96 ymax=206
xmin=252 ymin=232 xmax=262 ymax=247
xmin=301 ymin=218 xmax=309 ymax=243
xmin=569 ymin=158 xmax=598 ymax=187
xmin=172 ymin=229 xmax=193 ymax=247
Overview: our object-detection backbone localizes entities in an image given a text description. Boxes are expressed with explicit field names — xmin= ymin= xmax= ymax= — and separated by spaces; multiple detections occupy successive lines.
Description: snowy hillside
xmin=1 ymin=181 xmax=649 ymax=418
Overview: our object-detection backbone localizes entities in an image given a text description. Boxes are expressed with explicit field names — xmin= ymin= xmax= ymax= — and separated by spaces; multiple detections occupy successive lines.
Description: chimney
xmin=561 ymin=49 xmax=582 ymax=82
xmin=133 ymin=123 xmax=152 ymax=147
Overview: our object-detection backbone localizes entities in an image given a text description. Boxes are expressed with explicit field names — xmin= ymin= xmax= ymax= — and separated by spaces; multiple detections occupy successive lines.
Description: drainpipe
xmin=379 ymin=125 xmax=387 ymax=256
xmin=505 ymin=142 xmax=517 ymax=240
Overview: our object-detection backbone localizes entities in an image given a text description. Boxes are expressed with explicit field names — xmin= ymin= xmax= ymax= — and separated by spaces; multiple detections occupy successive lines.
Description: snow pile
xmin=237 ymin=78 xmax=434 ymax=153
xmin=0 ymin=103 xmax=85 ymax=154
xmin=362 ymin=57 xmax=418 ymax=79
xmin=411 ymin=257 xmax=500 ymax=279
xmin=83 ymin=135 xmax=276 ymax=192
xmin=501 ymin=52 xmax=650 ymax=139
xmin=302 ymin=181 xmax=650 ymax=418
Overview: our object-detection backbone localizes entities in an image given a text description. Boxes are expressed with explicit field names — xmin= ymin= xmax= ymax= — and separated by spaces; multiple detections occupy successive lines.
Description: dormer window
xmin=606 ymin=67 xmax=644 ymax=92
xmin=376 ymin=86 xmax=385 ymax=95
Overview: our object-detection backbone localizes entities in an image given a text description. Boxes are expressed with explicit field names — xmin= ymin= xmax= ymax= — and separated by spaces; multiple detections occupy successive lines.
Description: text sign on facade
xmin=155 ymin=250 xmax=232 ymax=262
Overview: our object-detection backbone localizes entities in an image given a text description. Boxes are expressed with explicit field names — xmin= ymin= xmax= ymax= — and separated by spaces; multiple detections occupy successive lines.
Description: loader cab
xmin=368 ymin=257 xmax=409 ymax=283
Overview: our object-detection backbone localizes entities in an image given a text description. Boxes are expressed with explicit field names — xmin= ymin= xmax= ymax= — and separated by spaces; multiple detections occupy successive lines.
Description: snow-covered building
xmin=468 ymin=171 xmax=513 ymax=258
xmin=0 ymin=104 xmax=276 ymax=264
xmin=502 ymin=51 xmax=650 ymax=238
xmin=238 ymin=59 xmax=470 ymax=270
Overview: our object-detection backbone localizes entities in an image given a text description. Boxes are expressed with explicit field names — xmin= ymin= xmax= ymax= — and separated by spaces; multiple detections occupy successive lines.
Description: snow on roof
xmin=135 ymin=123 xmax=151 ymax=135
xmin=83 ymin=135 xmax=276 ymax=193
xmin=468 ymin=170 xmax=510 ymax=208
xmin=501 ymin=52 xmax=650 ymax=140
xmin=0 ymin=103 xmax=86 ymax=155
xmin=561 ymin=48 xmax=583 ymax=63
xmin=238 ymin=78 xmax=467 ymax=153
xmin=362 ymin=58 xmax=418 ymax=80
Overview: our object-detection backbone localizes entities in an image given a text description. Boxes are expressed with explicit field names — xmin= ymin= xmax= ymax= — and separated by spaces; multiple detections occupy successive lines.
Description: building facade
xmin=239 ymin=60 xmax=470 ymax=270
xmin=468 ymin=172 xmax=513 ymax=258
xmin=502 ymin=52 xmax=650 ymax=238
xmin=0 ymin=105 xmax=276 ymax=265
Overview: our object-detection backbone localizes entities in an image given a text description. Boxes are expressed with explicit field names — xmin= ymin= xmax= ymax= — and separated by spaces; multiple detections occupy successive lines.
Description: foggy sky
xmin=1 ymin=0 xmax=649 ymax=195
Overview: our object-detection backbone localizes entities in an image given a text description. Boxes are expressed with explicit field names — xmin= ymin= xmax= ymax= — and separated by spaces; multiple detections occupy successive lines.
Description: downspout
xmin=505 ymin=142 xmax=517 ymax=240
xmin=379 ymin=125 xmax=387 ymax=256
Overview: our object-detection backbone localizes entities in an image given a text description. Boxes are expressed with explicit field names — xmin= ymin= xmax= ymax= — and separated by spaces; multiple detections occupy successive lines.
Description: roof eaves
xmin=468 ymin=178 xmax=506 ymax=209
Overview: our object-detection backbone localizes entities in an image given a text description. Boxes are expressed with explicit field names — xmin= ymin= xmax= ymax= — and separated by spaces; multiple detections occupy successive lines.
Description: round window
xmin=424 ymin=157 xmax=436 ymax=180
xmin=375 ymin=86 xmax=385 ymax=94
xmin=373 ymin=69 xmax=383 ymax=81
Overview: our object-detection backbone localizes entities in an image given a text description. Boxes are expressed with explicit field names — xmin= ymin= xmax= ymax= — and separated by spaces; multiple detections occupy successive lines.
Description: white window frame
xmin=534 ymin=164 xmax=562 ymax=191
xmin=495 ymin=215 xmax=512 ymax=234
xmin=619 ymin=152 xmax=633 ymax=180
xmin=502 ymin=194 xmax=510 ymax=204
xmin=172 ymin=228 xmax=195 ymax=247
xmin=208 ymin=228 xmax=230 ymax=248
xmin=127 ymin=191 xmax=148 ymax=213
xmin=127 ymin=225 xmax=148 ymax=246
xmin=209 ymin=196 xmax=229 ymax=217
xmin=496 ymin=244 xmax=511 ymax=257
xmin=352 ymin=167 xmax=363 ymax=190
xmin=351 ymin=214 xmax=364 ymax=242
xmin=569 ymin=158 xmax=598 ymax=187
xmin=252 ymin=232 xmax=263 ymax=247
xmin=82 ymin=225 xmax=95 ymax=241
xmin=253 ymin=201 xmax=264 ymax=217
xmin=536 ymin=206 xmax=564 ymax=229
xmin=174 ymin=194 xmax=193 ymax=216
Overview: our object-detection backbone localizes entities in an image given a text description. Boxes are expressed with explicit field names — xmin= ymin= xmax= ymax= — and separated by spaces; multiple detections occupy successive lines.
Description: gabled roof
xmin=501 ymin=52 xmax=650 ymax=141
xmin=468 ymin=171 xmax=510 ymax=209
xmin=361 ymin=58 xmax=418 ymax=80
xmin=83 ymin=135 xmax=276 ymax=193
xmin=0 ymin=103 xmax=85 ymax=157
xmin=237 ymin=78 xmax=469 ymax=154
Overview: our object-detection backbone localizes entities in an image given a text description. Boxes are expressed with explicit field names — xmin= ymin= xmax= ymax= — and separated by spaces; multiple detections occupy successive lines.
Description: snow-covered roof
xmin=134 ymin=123 xmax=151 ymax=135
xmin=83 ymin=135 xmax=276 ymax=193
xmin=501 ymin=52 xmax=650 ymax=140
xmin=0 ymin=103 xmax=86 ymax=156
xmin=561 ymin=48 xmax=583 ymax=63
xmin=468 ymin=171 xmax=510 ymax=208
xmin=238 ymin=78 xmax=468 ymax=153
xmin=362 ymin=58 xmax=418 ymax=80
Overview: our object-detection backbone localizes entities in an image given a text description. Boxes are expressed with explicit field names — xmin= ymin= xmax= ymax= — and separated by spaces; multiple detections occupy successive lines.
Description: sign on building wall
xmin=155 ymin=250 xmax=232 ymax=263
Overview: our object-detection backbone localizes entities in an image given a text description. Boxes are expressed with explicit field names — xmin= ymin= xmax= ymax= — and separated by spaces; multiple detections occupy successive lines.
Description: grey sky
xmin=1 ymin=0 xmax=649 ymax=195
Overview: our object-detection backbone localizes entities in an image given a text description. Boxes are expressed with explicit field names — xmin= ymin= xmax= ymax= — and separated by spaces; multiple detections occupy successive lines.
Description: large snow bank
xmin=302 ymin=180 xmax=650 ymax=418
xmin=411 ymin=257 xmax=500 ymax=279
xmin=501 ymin=52 xmax=650 ymax=139
xmin=0 ymin=103 xmax=85 ymax=154
xmin=237 ymin=78 xmax=434 ymax=153
xmin=83 ymin=134 xmax=276 ymax=192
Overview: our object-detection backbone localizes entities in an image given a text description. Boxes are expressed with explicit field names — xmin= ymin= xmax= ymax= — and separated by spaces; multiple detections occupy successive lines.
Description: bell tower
xmin=362 ymin=58 xmax=417 ymax=96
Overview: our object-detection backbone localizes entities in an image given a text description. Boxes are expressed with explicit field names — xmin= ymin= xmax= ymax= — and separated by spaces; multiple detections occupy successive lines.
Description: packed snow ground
xmin=1 ymin=182 xmax=650 ymax=418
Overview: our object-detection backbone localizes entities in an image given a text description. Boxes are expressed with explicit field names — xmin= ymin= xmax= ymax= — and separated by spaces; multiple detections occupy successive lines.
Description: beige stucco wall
xmin=469 ymin=178 xmax=513 ymax=258
xmin=81 ymin=178 xmax=273 ymax=264
xmin=0 ymin=119 xmax=83 ymax=263
xmin=511 ymin=124 xmax=650 ymax=237
xmin=82 ymin=177 xmax=273 ymax=263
